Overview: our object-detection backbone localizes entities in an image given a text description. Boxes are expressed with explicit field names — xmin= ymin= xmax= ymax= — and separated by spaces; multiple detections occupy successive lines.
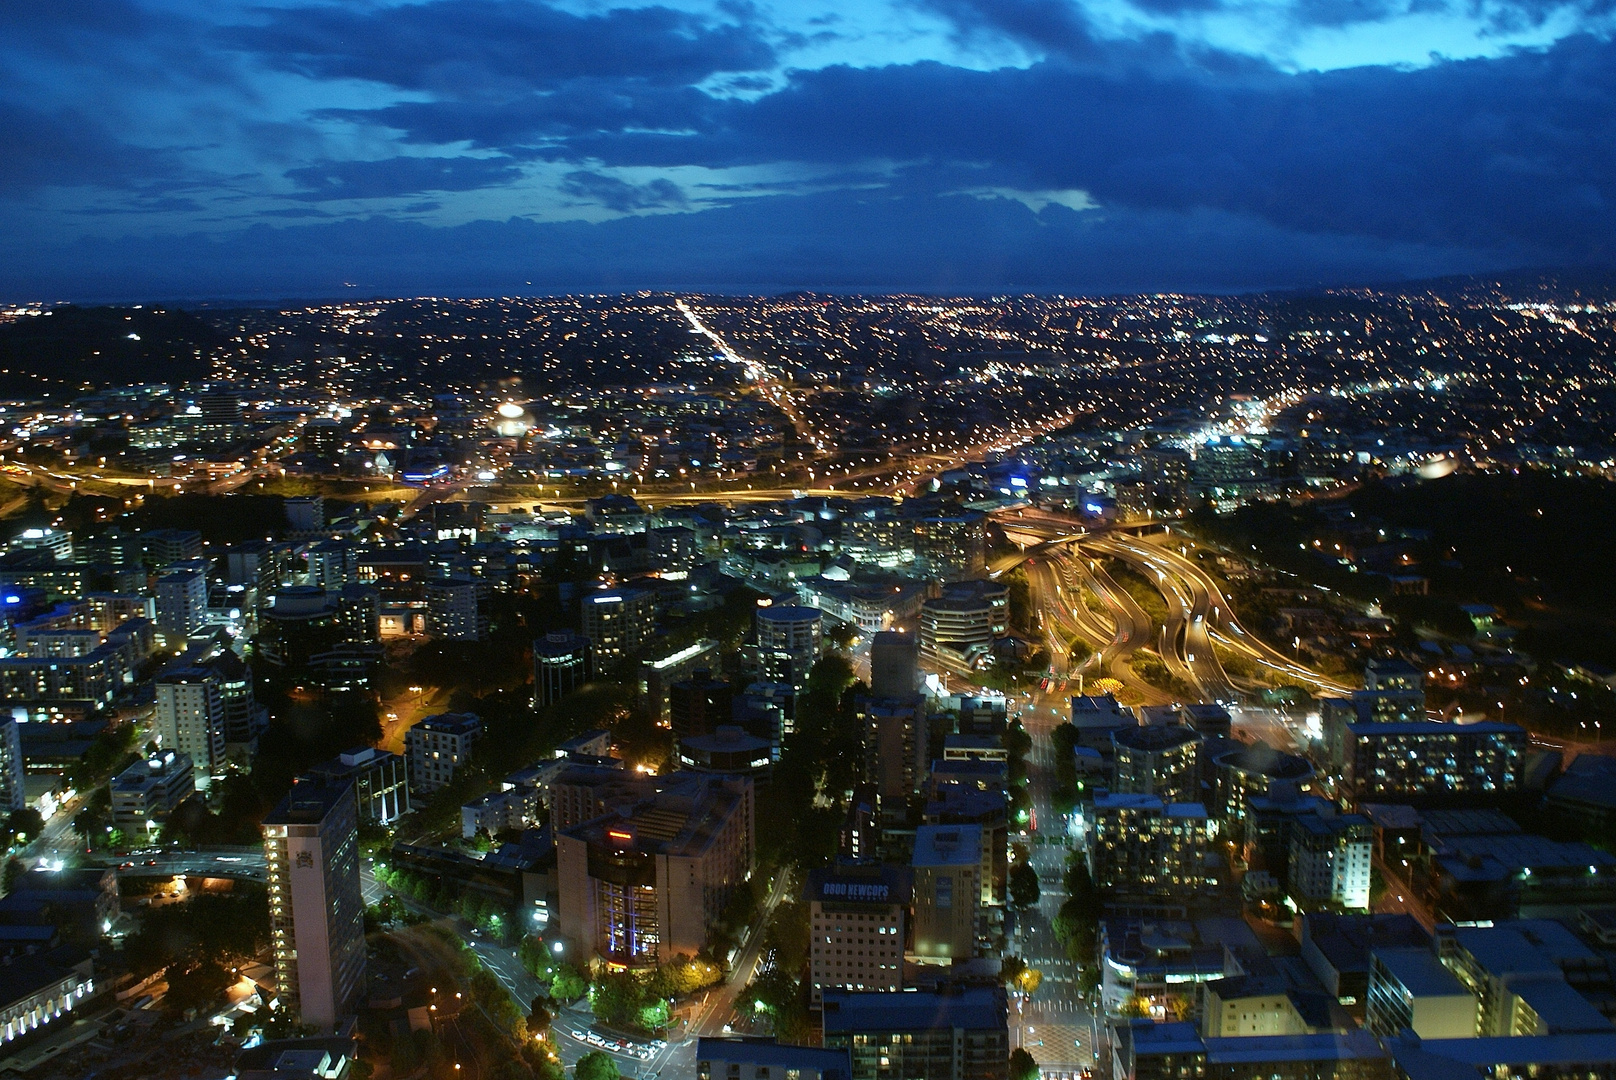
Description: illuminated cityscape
xmin=0 ymin=277 xmax=1607 ymax=1080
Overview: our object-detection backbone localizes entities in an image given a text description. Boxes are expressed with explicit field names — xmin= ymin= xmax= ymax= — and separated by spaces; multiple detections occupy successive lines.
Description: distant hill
xmin=0 ymin=306 xmax=222 ymax=396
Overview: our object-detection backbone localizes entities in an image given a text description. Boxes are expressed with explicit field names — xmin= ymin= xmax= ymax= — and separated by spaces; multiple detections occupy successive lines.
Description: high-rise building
xmin=155 ymin=569 xmax=207 ymax=647
xmin=807 ymin=863 xmax=910 ymax=1005
xmin=155 ymin=665 xmax=226 ymax=782
xmin=1289 ymin=812 xmax=1373 ymax=910
xmin=582 ymin=587 xmax=657 ymax=660
xmin=912 ymin=511 xmax=988 ymax=580
xmin=405 ymin=712 xmax=482 ymax=795
xmin=756 ymin=605 xmax=823 ymax=689
xmin=1087 ymin=792 xmax=1211 ymax=895
xmin=924 ymin=786 xmax=1007 ymax=906
xmin=859 ymin=696 xmax=928 ymax=815
xmin=1365 ymin=948 xmax=1476 ymax=1039
xmin=1112 ymin=724 xmax=1203 ymax=805
xmin=869 ymin=630 xmax=919 ymax=699
xmin=262 ymin=775 xmax=366 ymax=1029
xmin=426 ymin=577 xmax=491 ymax=641
xmin=638 ymin=638 xmax=720 ymax=726
xmin=556 ymin=773 xmax=754 ymax=965
xmin=821 ymin=986 xmax=1008 ymax=1080
xmin=910 ymin=824 xmax=980 ymax=962
xmin=669 ymin=669 xmax=733 ymax=743
xmin=0 ymin=717 xmax=23 ymax=813
xmin=733 ymin=680 xmax=795 ymax=755
xmin=937 ymin=579 xmax=1009 ymax=636
xmin=284 ymin=495 xmax=326 ymax=532
xmin=533 ymin=630 xmax=591 ymax=707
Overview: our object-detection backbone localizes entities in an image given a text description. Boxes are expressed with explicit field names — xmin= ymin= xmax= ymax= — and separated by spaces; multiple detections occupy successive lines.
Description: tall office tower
xmin=155 ymin=568 xmax=207 ymax=647
xmin=533 ymin=630 xmax=591 ymax=707
xmin=1111 ymin=724 xmax=1203 ymax=805
xmin=425 ymin=577 xmax=491 ymax=641
xmin=0 ymin=717 xmax=23 ymax=813
xmin=197 ymin=384 xmax=243 ymax=433
xmin=307 ymin=747 xmax=412 ymax=824
xmin=807 ymin=863 xmax=910 ymax=1005
xmin=911 ymin=824 xmax=981 ymax=962
xmin=938 ymin=579 xmax=1010 ymax=636
xmin=1288 ymin=812 xmax=1373 ymax=911
xmin=912 ymin=510 xmax=988 ymax=579
xmin=756 ymin=605 xmax=823 ymax=689
xmin=869 ymin=631 xmax=919 ymax=698
xmin=859 ymin=695 xmax=928 ymax=816
xmin=156 ymin=665 xmax=227 ymax=781
xmin=582 ymin=587 xmax=657 ymax=660
xmin=669 ymin=670 xmax=734 ymax=743
xmin=262 ymin=776 xmax=366 ymax=1030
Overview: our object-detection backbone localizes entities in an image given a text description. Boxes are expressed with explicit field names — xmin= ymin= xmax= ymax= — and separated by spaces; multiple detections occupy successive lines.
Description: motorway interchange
xmin=995 ymin=509 xmax=1354 ymax=706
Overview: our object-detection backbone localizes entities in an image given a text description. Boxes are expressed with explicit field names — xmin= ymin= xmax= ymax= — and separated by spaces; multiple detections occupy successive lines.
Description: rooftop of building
xmin=1302 ymin=913 xmax=1430 ymax=976
xmin=567 ymin=773 xmax=749 ymax=860
xmin=681 ymin=726 xmax=770 ymax=753
xmin=1203 ymin=1029 xmax=1387 ymax=1063
xmin=1373 ymin=947 xmax=1470 ymax=998
xmin=0 ymin=946 xmax=91 ymax=1007
xmin=1071 ymin=693 xmax=1132 ymax=720
xmin=695 ymin=1037 xmax=849 ymax=1074
xmin=1214 ymin=739 xmax=1314 ymax=780
xmin=912 ymin=824 xmax=983 ymax=867
xmin=1346 ymin=720 xmax=1525 ymax=737
xmin=263 ymin=775 xmax=354 ymax=827
xmin=1549 ymin=754 xmax=1616 ymax=811
xmin=1389 ymin=1033 xmax=1616 ymax=1080
xmin=806 ymin=862 xmax=912 ymax=907
xmin=1508 ymin=976 xmax=1614 ymax=1033
xmin=1114 ymin=723 xmax=1201 ymax=752
xmin=756 ymin=604 xmax=822 ymax=622
xmin=820 ymin=986 xmax=1007 ymax=1034
xmin=1432 ymin=832 xmax=1616 ymax=880
xmin=410 ymin=712 xmax=481 ymax=735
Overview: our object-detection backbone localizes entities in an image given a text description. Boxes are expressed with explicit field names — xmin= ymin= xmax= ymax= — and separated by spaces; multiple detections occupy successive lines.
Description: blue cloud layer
xmin=0 ymin=0 xmax=1612 ymax=298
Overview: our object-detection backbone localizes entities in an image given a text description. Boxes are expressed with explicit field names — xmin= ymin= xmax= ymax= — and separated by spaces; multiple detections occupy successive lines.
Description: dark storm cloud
xmin=284 ymin=156 xmax=527 ymax=200
xmin=226 ymin=0 xmax=778 ymax=92
xmin=559 ymin=171 xmax=688 ymax=212
xmin=0 ymin=100 xmax=178 ymax=195
xmin=509 ymin=36 xmax=1616 ymax=260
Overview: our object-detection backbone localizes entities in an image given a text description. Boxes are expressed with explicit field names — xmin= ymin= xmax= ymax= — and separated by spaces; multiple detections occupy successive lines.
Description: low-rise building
xmin=1364 ymin=947 xmax=1476 ymax=1039
xmin=697 ymin=1038 xmax=850 ymax=1080
xmin=404 ymin=712 xmax=482 ymax=795
xmin=820 ymin=986 xmax=1007 ymax=1080
xmin=110 ymin=752 xmax=194 ymax=830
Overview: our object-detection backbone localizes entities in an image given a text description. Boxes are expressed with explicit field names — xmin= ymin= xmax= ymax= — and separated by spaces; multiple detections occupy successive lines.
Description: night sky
xmin=4 ymin=0 xmax=1614 ymax=299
